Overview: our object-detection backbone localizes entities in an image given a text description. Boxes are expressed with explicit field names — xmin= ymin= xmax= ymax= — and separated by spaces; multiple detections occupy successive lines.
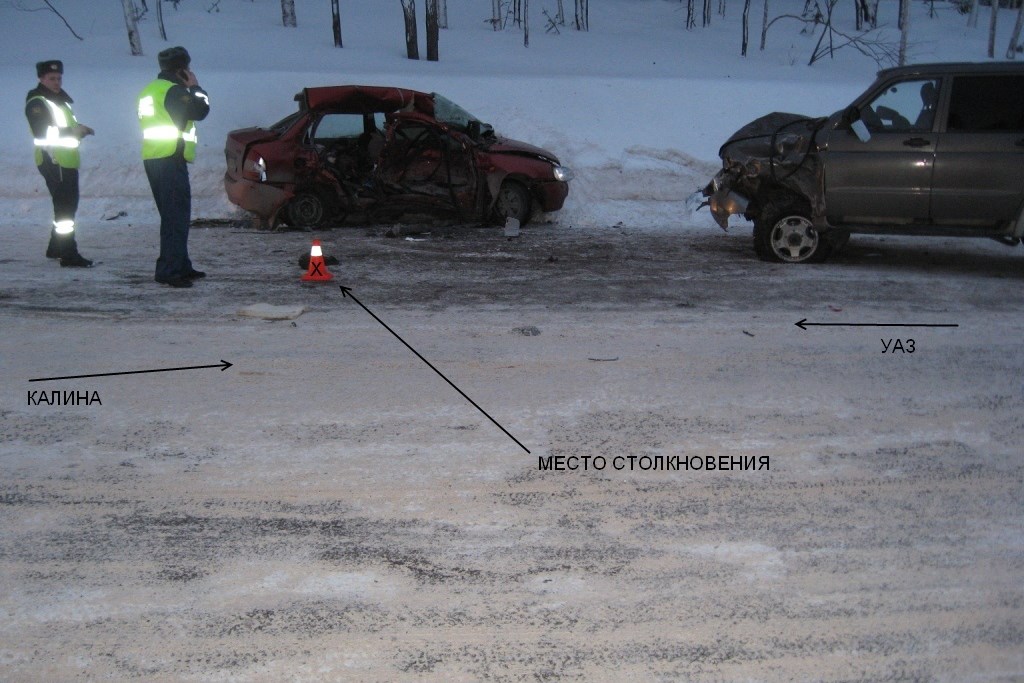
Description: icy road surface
xmin=2 ymin=218 xmax=1023 ymax=681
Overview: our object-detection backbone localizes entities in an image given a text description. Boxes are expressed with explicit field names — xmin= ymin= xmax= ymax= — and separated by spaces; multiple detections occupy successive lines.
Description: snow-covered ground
xmin=2 ymin=1 xmax=1023 ymax=681
xmin=1 ymin=0 xmax=1017 ymax=227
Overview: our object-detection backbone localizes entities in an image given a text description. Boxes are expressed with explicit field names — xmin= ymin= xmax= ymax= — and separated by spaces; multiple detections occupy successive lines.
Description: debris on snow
xmin=237 ymin=303 xmax=308 ymax=320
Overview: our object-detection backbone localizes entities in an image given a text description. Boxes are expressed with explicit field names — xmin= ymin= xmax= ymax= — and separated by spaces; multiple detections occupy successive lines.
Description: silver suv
xmin=692 ymin=62 xmax=1024 ymax=263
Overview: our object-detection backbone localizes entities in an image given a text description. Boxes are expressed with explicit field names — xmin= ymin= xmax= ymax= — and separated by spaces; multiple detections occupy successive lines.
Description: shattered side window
xmin=862 ymin=79 xmax=940 ymax=133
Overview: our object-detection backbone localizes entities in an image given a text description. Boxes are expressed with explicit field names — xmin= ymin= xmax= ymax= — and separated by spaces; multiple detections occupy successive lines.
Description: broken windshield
xmin=432 ymin=93 xmax=494 ymax=136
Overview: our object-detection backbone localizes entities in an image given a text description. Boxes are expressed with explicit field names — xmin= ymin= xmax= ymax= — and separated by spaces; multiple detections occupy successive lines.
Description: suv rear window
xmin=947 ymin=75 xmax=1024 ymax=132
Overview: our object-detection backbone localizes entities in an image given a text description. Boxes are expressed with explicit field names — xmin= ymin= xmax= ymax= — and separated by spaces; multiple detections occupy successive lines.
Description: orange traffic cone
xmin=301 ymin=239 xmax=334 ymax=282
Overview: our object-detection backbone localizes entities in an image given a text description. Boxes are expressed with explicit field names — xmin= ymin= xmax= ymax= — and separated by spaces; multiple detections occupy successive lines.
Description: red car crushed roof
xmin=224 ymin=85 xmax=573 ymax=229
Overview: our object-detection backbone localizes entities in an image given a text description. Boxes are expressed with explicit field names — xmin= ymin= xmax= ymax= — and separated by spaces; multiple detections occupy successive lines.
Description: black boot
xmin=45 ymin=228 xmax=61 ymax=259
xmin=58 ymin=233 xmax=93 ymax=268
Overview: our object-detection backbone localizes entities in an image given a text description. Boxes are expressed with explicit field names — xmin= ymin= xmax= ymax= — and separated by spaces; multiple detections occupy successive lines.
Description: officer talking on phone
xmin=137 ymin=46 xmax=210 ymax=289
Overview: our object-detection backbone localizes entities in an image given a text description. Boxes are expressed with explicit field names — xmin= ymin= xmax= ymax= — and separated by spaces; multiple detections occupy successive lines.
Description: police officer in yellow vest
xmin=26 ymin=60 xmax=94 ymax=267
xmin=137 ymin=46 xmax=210 ymax=288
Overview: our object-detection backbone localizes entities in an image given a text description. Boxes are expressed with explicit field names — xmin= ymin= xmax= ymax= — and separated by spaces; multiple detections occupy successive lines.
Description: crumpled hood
xmin=486 ymin=137 xmax=560 ymax=165
xmin=719 ymin=112 xmax=826 ymax=165
xmin=712 ymin=111 xmax=831 ymax=223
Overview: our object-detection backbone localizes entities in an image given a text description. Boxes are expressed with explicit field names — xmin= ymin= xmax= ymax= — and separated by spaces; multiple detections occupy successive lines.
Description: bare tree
xmin=401 ymin=0 xmax=419 ymax=59
xmin=281 ymin=0 xmax=296 ymax=27
xmin=23 ymin=0 xmax=84 ymax=40
xmin=523 ymin=0 xmax=530 ymax=45
xmin=967 ymin=0 xmax=980 ymax=28
xmin=760 ymin=0 xmax=769 ymax=48
xmin=741 ymin=0 xmax=752 ymax=54
xmin=1008 ymin=0 xmax=1024 ymax=58
xmin=854 ymin=0 xmax=876 ymax=29
xmin=575 ymin=0 xmax=588 ymax=30
xmin=867 ymin=0 xmax=879 ymax=27
xmin=331 ymin=0 xmax=343 ymax=47
xmin=898 ymin=0 xmax=911 ymax=64
xmin=426 ymin=0 xmax=440 ymax=60
xmin=439 ymin=0 xmax=448 ymax=28
xmin=764 ymin=0 xmax=897 ymax=66
xmin=156 ymin=0 xmax=167 ymax=40
xmin=686 ymin=0 xmax=697 ymax=29
xmin=703 ymin=0 xmax=712 ymax=26
xmin=491 ymin=0 xmax=502 ymax=30
xmin=988 ymin=0 xmax=1000 ymax=58
xmin=121 ymin=0 xmax=144 ymax=56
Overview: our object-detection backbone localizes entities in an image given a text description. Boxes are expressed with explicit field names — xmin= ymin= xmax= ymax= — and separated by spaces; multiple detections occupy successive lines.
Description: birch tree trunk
xmin=401 ymin=0 xmax=419 ymax=59
xmin=967 ymin=0 xmax=979 ymax=28
xmin=492 ymin=0 xmax=501 ymax=30
xmin=988 ymin=0 xmax=1000 ymax=58
xmin=898 ymin=0 xmax=911 ymax=64
xmin=156 ymin=0 xmax=167 ymax=40
xmin=439 ymin=0 xmax=448 ymax=29
xmin=575 ymin=0 xmax=589 ymax=30
xmin=741 ymin=0 xmax=751 ymax=55
xmin=426 ymin=0 xmax=439 ymax=60
xmin=1007 ymin=1 xmax=1024 ymax=58
xmin=281 ymin=0 xmax=297 ymax=27
xmin=121 ymin=0 xmax=143 ymax=56
xmin=760 ymin=0 xmax=769 ymax=49
xmin=331 ymin=0 xmax=343 ymax=47
xmin=523 ymin=0 xmax=529 ymax=46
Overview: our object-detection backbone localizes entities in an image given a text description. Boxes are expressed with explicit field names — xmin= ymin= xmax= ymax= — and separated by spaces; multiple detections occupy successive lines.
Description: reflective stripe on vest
xmin=28 ymin=96 xmax=81 ymax=169
xmin=138 ymin=80 xmax=197 ymax=162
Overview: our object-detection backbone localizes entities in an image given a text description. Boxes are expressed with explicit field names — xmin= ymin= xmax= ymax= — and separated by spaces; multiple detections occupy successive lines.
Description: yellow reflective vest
xmin=137 ymin=80 xmax=198 ymax=162
xmin=28 ymin=96 xmax=81 ymax=170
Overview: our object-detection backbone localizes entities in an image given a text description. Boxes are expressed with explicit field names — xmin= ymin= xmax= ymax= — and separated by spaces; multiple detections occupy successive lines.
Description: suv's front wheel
xmin=754 ymin=197 xmax=831 ymax=264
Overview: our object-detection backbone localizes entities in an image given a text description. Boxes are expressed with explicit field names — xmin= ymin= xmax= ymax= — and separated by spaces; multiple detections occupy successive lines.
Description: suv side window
xmin=862 ymin=78 xmax=940 ymax=133
xmin=946 ymin=75 xmax=1024 ymax=132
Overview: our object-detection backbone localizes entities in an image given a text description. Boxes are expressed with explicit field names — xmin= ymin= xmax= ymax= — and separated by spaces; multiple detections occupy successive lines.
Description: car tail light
xmin=242 ymin=150 xmax=267 ymax=182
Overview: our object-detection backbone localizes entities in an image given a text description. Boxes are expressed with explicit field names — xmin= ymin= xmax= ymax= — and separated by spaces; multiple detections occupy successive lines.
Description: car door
xmin=824 ymin=77 xmax=940 ymax=225
xmin=309 ymin=112 xmax=373 ymax=181
xmin=930 ymin=74 xmax=1024 ymax=227
xmin=377 ymin=117 xmax=478 ymax=214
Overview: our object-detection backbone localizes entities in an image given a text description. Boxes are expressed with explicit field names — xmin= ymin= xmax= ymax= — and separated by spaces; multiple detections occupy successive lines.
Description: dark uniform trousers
xmin=37 ymin=154 xmax=81 ymax=257
xmin=144 ymin=154 xmax=193 ymax=282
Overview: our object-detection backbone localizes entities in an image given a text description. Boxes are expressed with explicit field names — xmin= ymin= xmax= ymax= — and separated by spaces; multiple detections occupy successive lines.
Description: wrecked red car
xmin=224 ymin=85 xmax=572 ymax=229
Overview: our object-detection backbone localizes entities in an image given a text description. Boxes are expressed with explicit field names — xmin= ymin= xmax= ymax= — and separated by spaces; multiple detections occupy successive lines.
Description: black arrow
xmin=796 ymin=319 xmax=958 ymax=331
xmin=340 ymin=285 xmax=530 ymax=454
xmin=29 ymin=360 xmax=232 ymax=382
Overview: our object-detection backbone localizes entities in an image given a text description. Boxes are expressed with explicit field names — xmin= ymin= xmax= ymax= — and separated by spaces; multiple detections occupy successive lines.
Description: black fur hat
xmin=36 ymin=60 xmax=63 ymax=78
xmin=158 ymin=46 xmax=191 ymax=72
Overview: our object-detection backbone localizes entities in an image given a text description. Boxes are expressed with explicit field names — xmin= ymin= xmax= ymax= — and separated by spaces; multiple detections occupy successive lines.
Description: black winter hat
xmin=36 ymin=60 xmax=63 ymax=77
xmin=158 ymin=46 xmax=191 ymax=72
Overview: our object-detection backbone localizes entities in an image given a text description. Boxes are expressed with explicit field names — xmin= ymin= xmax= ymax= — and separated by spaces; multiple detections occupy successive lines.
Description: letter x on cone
xmin=302 ymin=239 xmax=334 ymax=282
